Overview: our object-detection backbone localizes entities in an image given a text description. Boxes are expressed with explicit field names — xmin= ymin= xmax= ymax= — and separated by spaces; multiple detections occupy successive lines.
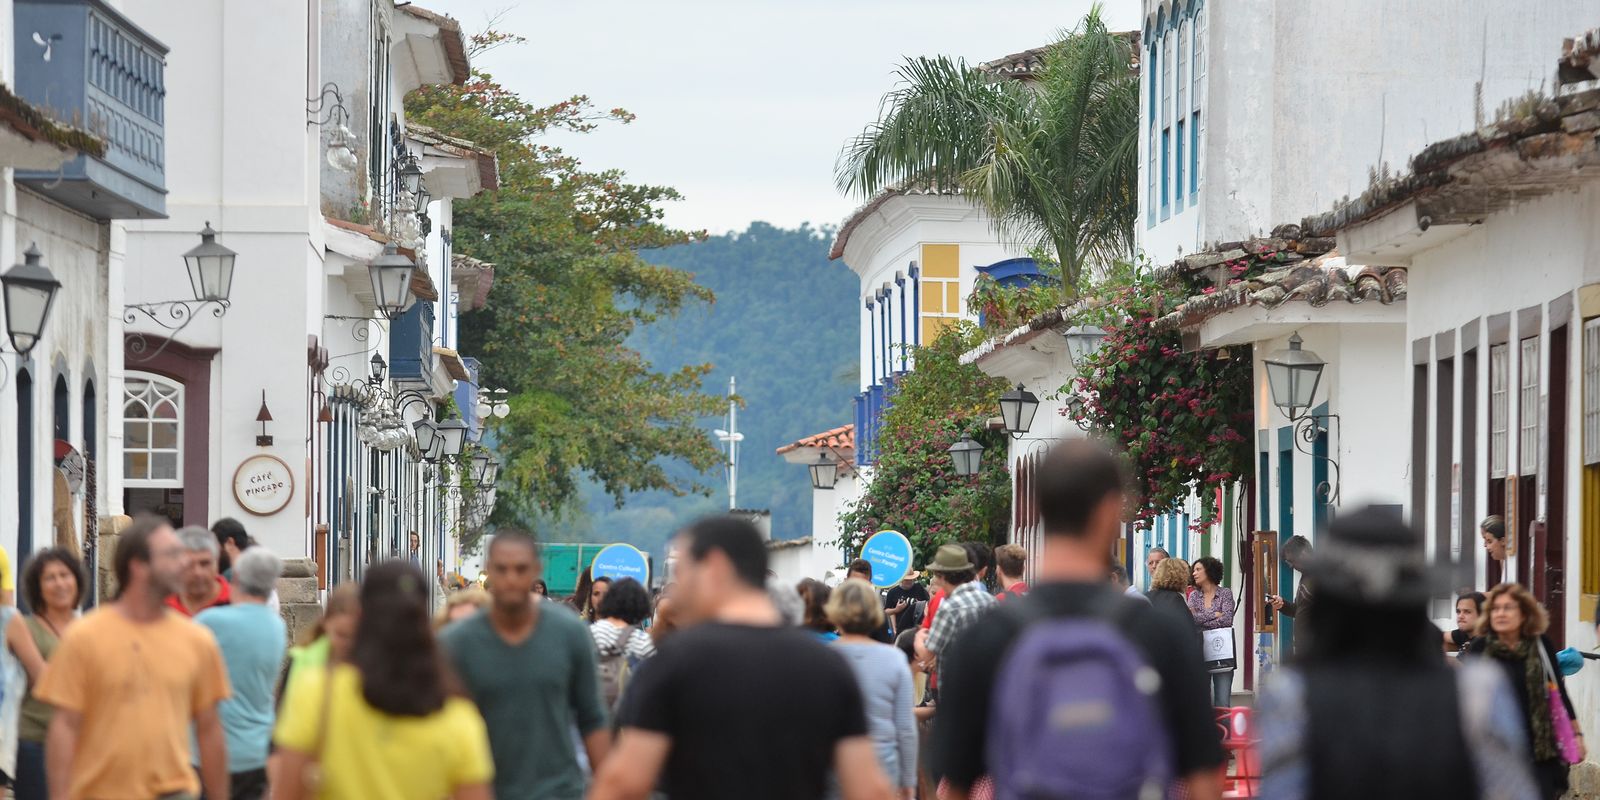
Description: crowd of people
xmin=0 ymin=437 xmax=1589 ymax=799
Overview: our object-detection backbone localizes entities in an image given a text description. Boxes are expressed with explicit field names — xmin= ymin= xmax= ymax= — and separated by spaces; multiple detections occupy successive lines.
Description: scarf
xmin=1486 ymin=636 xmax=1557 ymax=761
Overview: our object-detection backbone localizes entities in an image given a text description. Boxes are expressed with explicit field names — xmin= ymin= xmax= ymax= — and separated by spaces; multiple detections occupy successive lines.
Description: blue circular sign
xmin=590 ymin=543 xmax=650 ymax=585
xmin=860 ymin=530 xmax=914 ymax=588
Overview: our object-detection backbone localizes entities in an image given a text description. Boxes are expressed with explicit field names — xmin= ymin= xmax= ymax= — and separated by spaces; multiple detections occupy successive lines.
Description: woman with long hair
xmin=1188 ymin=556 xmax=1236 ymax=707
xmin=1466 ymin=582 xmax=1584 ymax=798
xmin=282 ymin=582 xmax=360 ymax=692
xmin=4 ymin=548 xmax=86 ymax=800
xmin=1260 ymin=508 xmax=1537 ymax=799
xmin=272 ymin=561 xmax=492 ymax=800
xmin=797 ymin=578 xmax=838 ymax=642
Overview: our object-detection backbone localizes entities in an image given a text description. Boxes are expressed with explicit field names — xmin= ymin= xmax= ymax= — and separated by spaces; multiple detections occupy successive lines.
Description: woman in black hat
xmin=1257 ymin=507 xmax=1537 ymax=799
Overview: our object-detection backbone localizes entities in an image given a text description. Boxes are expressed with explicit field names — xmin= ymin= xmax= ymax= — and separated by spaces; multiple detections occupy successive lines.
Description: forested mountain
xmin=544 ymin=222 xmax=859 ymax=554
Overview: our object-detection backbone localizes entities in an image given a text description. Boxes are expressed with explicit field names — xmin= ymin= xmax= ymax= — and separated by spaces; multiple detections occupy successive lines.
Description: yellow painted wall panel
xmin=923 ymin=316 xmax=954 ymax=345
xmin=922 ymin=244 xmax=960 ymax=279
xmin=923 ymin=291 xmax=943 ymax=314
xmin=946 ymin=283 xmax=961 ymax=314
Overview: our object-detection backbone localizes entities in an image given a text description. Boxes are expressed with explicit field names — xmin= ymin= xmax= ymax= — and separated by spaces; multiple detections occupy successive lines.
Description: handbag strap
xmin=1535 ymin=639 xmax=1559 ymax=686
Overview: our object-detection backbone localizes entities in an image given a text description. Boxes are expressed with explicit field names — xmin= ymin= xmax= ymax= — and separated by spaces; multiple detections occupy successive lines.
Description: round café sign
xmin=233 ymin=454 xmax=293 ymax=516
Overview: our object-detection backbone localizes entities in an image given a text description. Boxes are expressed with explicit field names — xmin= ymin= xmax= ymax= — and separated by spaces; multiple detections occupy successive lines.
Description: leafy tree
xmin=836 ymin=324 xmax=1011 ymax=567
xmin=406 ymin=45 xmax=724 ymax=526
xmin=835 ymin=4 xmax=1138 ymax=295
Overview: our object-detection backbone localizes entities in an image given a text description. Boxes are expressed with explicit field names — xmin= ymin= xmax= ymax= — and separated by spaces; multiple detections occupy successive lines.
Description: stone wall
xmin=277 ymin=557 xmax=322 ymax=644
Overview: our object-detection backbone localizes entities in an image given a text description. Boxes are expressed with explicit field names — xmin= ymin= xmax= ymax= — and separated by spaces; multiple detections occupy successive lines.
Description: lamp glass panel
xmin=4 ymin=283 xmax=53 ymax=349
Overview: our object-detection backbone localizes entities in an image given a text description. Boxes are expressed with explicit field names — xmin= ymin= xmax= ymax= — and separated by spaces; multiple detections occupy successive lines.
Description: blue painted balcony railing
xmin=854 ymin=374 xmax=906 ymax=467
xmin=12 ymin=0 xmax=167 ymax=219
xmin=388 ymin=301 xmax=435 ymax=385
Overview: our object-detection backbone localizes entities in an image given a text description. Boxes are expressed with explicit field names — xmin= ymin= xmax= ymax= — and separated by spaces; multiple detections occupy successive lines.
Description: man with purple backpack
xmin=933 ymin=439 xmax=1224 ymax=800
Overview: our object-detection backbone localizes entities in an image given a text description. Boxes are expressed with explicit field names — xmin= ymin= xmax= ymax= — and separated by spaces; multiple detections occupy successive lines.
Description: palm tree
xmin=836 ymin=4 xmax=1138 ymax=297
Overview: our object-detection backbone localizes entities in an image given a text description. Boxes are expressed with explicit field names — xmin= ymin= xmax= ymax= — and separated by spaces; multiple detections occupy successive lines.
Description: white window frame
xmin=123 ymin=372 xmax=184 ymax=488
xmin=1490 ymin=343 xmax=1508 ymax=478
xmin=1585 ymin=319 xmax=1600 ymax=465
xmin=1519 ymin=335 xmax=1540 ymax=476
xmin=1190 ymin=3 xmax=1206 ymax=198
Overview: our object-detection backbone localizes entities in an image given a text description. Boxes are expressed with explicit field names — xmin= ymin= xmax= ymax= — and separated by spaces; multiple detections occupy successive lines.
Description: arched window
xmin=82 ymin=378 xmax=97 ymax=460
xmin=123 ymin=373 xmax=183 ymax=486
xmin=16 ymin=368 xmax=35 ymax=556
xmin=53 ymin=374 xmax=70 ymax=444
xmin=1190 ymin=0 xmax=1206 ymax=199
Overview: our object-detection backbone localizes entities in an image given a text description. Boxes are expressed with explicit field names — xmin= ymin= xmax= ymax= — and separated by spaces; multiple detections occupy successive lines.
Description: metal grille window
xmin=1585 ymin=319 xmax=1600 ymax=465
xmin=1520 ymin=336 xmax=1540 ymax=476
xmin=123 ymin=373 xmax=182 ymax=486
xmin=1490 ymin=343 xmax=1509 ymax=479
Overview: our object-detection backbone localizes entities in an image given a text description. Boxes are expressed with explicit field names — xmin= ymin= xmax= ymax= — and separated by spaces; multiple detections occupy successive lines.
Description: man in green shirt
xmin=441 ymin=530 xmax=610 ymax=799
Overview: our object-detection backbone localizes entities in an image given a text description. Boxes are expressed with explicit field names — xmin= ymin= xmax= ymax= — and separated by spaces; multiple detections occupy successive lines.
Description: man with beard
xmin=36 ymin=514 xmax=231 ymax=800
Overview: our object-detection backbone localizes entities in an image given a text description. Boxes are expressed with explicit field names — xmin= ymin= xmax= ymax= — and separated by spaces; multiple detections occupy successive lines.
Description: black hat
xmin=1301 ymin=506 xmax=1462 ymax=605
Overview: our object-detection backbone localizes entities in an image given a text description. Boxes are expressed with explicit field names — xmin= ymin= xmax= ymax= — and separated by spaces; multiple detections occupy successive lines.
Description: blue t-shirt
xmin=195 ymin=603 xmax=286 ymax=772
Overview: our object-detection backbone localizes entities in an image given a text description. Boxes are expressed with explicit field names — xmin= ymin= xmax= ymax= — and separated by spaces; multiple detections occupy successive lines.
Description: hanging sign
xmin=233 ymin=454 xmax=294 ymax=516
xmin=860 ymin=530 xmax=914 ymax=588
xmin=590 ymin=543 xmax=651 ymax=585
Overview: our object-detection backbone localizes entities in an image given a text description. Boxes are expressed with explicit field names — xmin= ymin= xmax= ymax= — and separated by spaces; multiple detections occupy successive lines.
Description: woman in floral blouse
xmin=1188 ymin=556 xmax=1236 ymax=707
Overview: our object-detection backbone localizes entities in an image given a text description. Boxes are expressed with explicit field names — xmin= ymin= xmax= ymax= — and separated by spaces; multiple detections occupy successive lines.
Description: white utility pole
xmin=713 ymin=376 xmax=744 ymax=510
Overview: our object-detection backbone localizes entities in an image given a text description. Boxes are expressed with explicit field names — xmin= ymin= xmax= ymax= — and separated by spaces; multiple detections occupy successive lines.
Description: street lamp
xmin=1 ymin=243 xmax=61 ymax=356
xmin=948 ymin=435 xmax=984 ymax=477
xmin=808 ymin=453 xmax=838 ymax=490
xmin=483 ymin=456 xmax=500 ymax=485
xmin=435 ymin=417 xmax=469 ymax=457
xmin=367 ymin=243 xmax=418 ymax=320
xmin=182 ymin=223 xmax=238 ymax=304
xmin=1263 ymin=333 xmax=1325 ymax=421
xmin=470 ymin=452 xmax=493 ymax=484
xmin=998 ymin=383 xmax=1040 ymax=439
xmin=369 ymin=353 xmax=387 ymax=383
xmin=1063 ymin=325 xmax=1108 ymax=368
xmin=398 ymin=155 xmax=424 ymax=196
xmin=413 ymin=418 xmax=439 ymax=454
xmin=477 ymin=387 xmax=510 ymax=419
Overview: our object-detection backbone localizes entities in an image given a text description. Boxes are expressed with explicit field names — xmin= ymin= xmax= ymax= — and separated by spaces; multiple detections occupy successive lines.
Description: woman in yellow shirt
xmin=272 ymin=561 xmax=493 ymax=800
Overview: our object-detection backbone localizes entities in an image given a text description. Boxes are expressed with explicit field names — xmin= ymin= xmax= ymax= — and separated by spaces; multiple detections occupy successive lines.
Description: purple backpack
xmin=986 ymin=602 xmax=1174 ymax=800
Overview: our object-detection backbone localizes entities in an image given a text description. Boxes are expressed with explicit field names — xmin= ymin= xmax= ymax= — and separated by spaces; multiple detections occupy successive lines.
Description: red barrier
xmin=1215 ymin=706 xmax=1259 ymax=798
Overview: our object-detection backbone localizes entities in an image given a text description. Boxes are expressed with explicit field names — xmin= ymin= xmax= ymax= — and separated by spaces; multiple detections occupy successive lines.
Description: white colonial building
xmin=0 ymin=0 xmax=165 ymax=599
xmin=36 ymin=0 xmax=502 ymax=604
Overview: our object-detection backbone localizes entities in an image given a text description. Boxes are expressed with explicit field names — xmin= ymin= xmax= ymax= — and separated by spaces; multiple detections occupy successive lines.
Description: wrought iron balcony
xmin=12 ymin=0 xmax=167 ymax=219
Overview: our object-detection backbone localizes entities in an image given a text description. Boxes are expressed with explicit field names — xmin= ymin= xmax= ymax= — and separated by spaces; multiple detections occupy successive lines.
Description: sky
xmin=431 ymin=0 xmax=1142 ymax=235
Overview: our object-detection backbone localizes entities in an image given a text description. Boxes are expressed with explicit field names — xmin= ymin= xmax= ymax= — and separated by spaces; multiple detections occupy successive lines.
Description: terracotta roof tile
xmin=776 ymin=424 xmax=855 ymax=455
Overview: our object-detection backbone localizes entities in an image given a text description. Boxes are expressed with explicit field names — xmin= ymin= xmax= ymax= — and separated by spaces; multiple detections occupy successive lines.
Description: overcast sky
xmin=431 ymin=0 xmax=1142 ymax=235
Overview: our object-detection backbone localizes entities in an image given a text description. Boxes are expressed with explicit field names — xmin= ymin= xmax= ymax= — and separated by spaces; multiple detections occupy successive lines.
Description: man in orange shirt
xmin=37 ymin=515 xmax=231 ymax=800
xmin=166 ymin=526 xmax=232 ymax=616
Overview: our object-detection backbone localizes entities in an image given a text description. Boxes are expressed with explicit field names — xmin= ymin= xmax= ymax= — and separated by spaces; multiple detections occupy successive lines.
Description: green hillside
xmin=550 ymin=222 xmax=859 ymax=554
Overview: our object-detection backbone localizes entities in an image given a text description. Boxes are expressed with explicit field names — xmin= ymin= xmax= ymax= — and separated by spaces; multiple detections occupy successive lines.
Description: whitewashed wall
xmin=838 ymin=195 xmax=1030 ymax=390
xmin=1138 ymin=0 xmax=1597 ymax=266
xmin=121 ymin=0 xmax=324 ymax=559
